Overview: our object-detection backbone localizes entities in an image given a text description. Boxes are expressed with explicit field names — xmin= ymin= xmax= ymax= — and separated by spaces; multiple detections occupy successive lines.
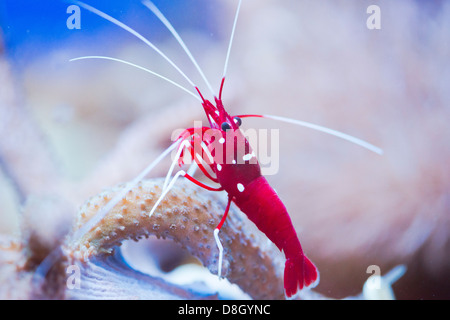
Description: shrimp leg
xmin=214 ymin=196 xmax=233 ymax=278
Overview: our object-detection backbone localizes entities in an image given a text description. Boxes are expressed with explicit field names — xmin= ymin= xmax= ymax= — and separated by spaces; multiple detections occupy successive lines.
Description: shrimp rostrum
xmin=68 ymin=0 xmax=383 ymax=298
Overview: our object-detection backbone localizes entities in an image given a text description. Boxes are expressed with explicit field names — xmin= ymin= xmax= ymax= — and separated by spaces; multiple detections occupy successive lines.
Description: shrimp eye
xmin=233 ymin=116 xmax=242 ymax=127
xmin=221 ymin=122 xmax=232 ymax=131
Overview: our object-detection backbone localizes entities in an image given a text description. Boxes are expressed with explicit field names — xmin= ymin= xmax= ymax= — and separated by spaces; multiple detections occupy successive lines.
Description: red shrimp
xmin=67 ymin=0 xmax=383 ymax=299
xmin=176 ymin=86 xmax=320 ymax=297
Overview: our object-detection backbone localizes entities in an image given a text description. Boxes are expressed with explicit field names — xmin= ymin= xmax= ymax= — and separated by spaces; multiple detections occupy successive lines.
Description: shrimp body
xmin=192 ymin=95 xmax=319 ymax=298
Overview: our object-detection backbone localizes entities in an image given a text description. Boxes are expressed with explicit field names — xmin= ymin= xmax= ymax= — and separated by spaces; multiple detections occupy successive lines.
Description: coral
xmin=67 ymin=179 xmax=285 ymax=300
xmin=0 ymin=237 xmax=33 ymax=299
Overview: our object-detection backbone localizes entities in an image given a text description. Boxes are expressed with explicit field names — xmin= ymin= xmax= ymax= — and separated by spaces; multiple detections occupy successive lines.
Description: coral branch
xmin=0 ymin=59 xmax=63 ymax=200
xmin=67 ymin=178 xmax=286 ymax=299
xmin=0 ymin=236 xmax=33 ymax=299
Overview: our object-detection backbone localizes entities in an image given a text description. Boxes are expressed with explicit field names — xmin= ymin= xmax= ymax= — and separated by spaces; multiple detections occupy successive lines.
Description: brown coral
xmin=67 ymin=179 xmax=285 ymax=300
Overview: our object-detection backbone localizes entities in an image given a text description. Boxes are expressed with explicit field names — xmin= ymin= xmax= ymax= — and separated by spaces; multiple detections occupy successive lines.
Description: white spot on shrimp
xmin=219 ymin=137 xmax=225 ymax=144
xmin=237 ymin=183 xmax=245 ymax=192
xmin=217 ymin=164 xmax=222 ymax=171
xmin=242 ymin=153 xmax=254 ymax=161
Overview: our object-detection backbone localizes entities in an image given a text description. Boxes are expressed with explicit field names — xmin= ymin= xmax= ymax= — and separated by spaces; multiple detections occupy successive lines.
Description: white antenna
xmin=223 ymin=0 xmax=243 ymax=79
xmin=263 ymin=114 xmax=383 ymax=155
xmin=239 ymin=114 xmax=383 ymax=155
xmin=142 ymin=0 xmax=216 ymax=97
xmin=70 ymin=56 xmax=201 ymax=101
xmin=72 ymin=1 xmax=198 ymax=91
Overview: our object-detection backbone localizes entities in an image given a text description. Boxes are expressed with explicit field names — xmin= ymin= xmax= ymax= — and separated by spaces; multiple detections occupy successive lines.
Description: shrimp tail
xmin=284 ymin=254 xmax=319 ymax=298
xmin=231 ymin=176 xmax=319 ymax=298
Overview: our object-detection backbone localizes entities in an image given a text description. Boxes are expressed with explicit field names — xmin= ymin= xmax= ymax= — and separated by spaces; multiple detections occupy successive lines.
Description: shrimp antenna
xmin=70 ymin=56 xmax=201 ymax=102
xmin=237 ymin=114 xmax=384 ymax=155
xmin=141 ymin=0 xmax=216 ymax=98
xmin=72 ymin=1 xmax=199 ymax=92
xmin=220 ymin=0 xmax=243 ymax=99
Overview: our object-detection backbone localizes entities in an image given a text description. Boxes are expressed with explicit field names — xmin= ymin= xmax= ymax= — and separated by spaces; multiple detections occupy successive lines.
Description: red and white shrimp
xmin=69 ymin=0 xmax=383 ymax=298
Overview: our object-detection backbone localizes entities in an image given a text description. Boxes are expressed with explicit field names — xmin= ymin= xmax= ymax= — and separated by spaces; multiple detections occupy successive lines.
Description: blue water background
xmin=0 ymin=0 xmax=221 ymax=71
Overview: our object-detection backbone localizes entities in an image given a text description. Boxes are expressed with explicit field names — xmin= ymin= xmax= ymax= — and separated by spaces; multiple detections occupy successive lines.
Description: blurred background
xmin=0 ymin=0 xmax=449 ymax=299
